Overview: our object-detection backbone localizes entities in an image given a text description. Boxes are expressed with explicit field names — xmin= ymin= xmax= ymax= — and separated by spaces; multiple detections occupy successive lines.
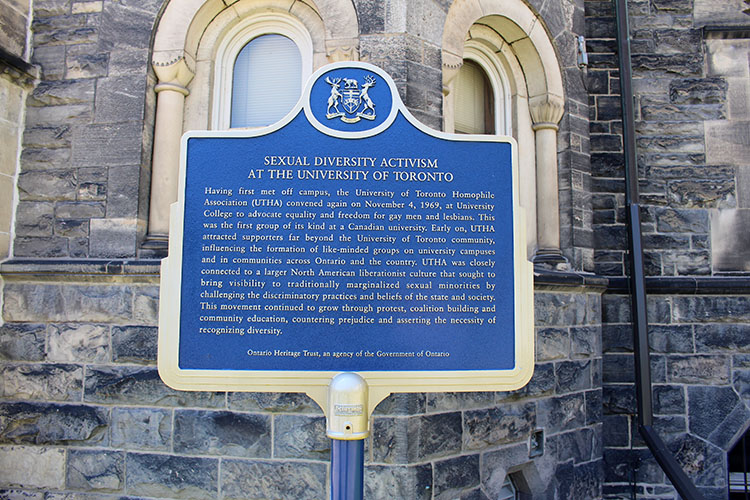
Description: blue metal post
xmin=330 ymin=438 xmax=364 ymax=500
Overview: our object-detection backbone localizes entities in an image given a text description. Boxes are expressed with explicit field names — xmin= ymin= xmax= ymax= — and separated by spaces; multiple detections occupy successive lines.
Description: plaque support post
xmin=327 ymin=373 xmax=369 ymax=500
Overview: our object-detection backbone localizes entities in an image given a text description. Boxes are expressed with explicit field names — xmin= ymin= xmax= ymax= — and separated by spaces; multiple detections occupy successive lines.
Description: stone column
xmin=529 ymin=95 xmax=565 ymax=264
xmin=144 ymin=58 xmax=194 ymax=248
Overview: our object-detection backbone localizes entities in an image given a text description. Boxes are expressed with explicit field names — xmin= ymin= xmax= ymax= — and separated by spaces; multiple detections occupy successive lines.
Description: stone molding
xmin=529 ymin=94 xmax=565 ymax=130
xmin=153 ymin=58 xmax=194 ymax=93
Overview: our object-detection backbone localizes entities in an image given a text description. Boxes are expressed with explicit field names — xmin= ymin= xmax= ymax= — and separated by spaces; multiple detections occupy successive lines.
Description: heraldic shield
xmin=325 ymin=74 xmax=377 ymax=123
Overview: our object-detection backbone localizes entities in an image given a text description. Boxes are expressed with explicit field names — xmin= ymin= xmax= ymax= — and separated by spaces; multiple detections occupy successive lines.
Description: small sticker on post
xmin=335 ymin=404 xmax=364 ymax=416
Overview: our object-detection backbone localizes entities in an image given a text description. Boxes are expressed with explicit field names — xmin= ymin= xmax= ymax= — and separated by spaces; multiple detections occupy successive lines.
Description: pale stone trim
xmin=148 ymin=0 xmax=359 ymax=245
xmin=441 ymin=0 xmax=565 ymax=262
xmin=146 ymin=59 xmax=195 ymax=242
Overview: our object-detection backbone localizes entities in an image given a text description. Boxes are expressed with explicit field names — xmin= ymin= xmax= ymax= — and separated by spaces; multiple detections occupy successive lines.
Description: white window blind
xmin=231 ymin=34 xmax=302 ymax=128
xmin=454 ymin=60 xmax=494 ymax=135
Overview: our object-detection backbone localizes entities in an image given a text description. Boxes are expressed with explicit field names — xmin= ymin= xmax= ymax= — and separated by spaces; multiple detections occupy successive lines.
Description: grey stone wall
xmin=0 ymin=264 xmax=604 ymax=499
xmin=587 ymin=0 xmax=750 ymax=498
xmin=0 ymin=0 xmax=35 ymax=260
xmin=603 ymin=287 xmax=750 ymax=499
xmin=15 ymin=0 xmax=157 ymax=259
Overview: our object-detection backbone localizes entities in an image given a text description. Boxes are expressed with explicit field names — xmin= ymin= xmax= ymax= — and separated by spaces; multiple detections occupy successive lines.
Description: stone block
xmin=425 ymin=392 xmax=495 ymax=413
xmin=572 ymin=326 xmax=602 ymax=357
xmin=25 ymin=104 xmax=92 ymax=129
xmin=13 ymin=236 xmax=68 ymax=257
xmin=0 ymin=446 xmax=66 ymax=489
xmin=1 ymin=363 xmax=82 ymax=401
xmin=603 ymin=447 xmax=663 ymax=484
xmin=668 ymin=434 xmax=725 ymax=488
xmin=47 ymin=323 xmax=109 ymax=363
xmin=371 ymin=417 xmax=408 ymax=464
xmin=54 ymin=202 xmax=105 ymax=219
xmin=555 ymin=460 xmax=602 ymax=500
xmin=648 ymin=324 xmax=693 ymax=353
xmin=432 ymin=455 xmax=480 ymax=499
xmin=227 ymin=392 xmax=322 ymax=413
xmin=66 ymin=449 xmax=124 ymax=492
xmin=77 ymin=167 xmax=107 ymax=201
xmin=688 ymin=385 xmax=746 ymax=447
xmin=72 ymin=123 xmax=143 ymax=167
xmin=0 ymin=323 xmax=46 ymax=361
xmin=273 ymin=414 xmax=328 ymax=460
xmin=712 ymin=209 xmax=750 ymax=272
xmin=125 ymin=453 xmax=218 ymax=500
xmin=98 ymin=2 xmax=154 ymax=51
xmin=654 ymin=207 xmax=709 ymax=233
xmin=111 ymin=325 xmax=157 ymax=363
xmin=706 ymin=39 xmax=750 ymax=78
xmin=653 ymin=384 xmax=684 ymax=415
xmin=706 ymin=120 xmax=750 ymax=166
xmin=18 ymin=170 xmax=77 ymax=202
xmin=0 ymin=402 xmax=108 ymax=446
xmin=669 ymin=77 xmax=727 ymax=105
xmin=668 ymin=355 xmax=729 ymax=384
xmin=0 ymin=2 xmax=28 ymax=58
xmin=537 ymin=394 xmax=586 ymax=433
xmin=696 ymin=324 xmax=750 ymax=353
xmin=637 ymin=134 xmax=704 ymax=154
xmin=106 ymin=165 xmax=140 ymax=217
xmin=668 ymin=179 xmax=735 ymax=209
xmin=18 ymin=145 xmax=73 ymax=171
xmin=364 ymin=464 xmax=432 ymax=500
xmin=602 ymin=415 xmax=629 ymax=447
xmin=602 ymin=353 xmax=634 ymax=383
xmin=673 ymin=295 xmax=750 ymax=323
xmin=2 ymin=283 xmax=133 ymax=323
xmin=373 ymin=393 xmax=425 ymax=415
xmin=54 ymin=218 xmax=89 ymax=237
xmin=463 ymin=403 xmax=535 ymax=451
xmin=84 ymin=365 xmax=224 ymax=407
xmin=525 ymin=362 xmax=556 ymax=398
xmin=407 ymin=412 xmax=461 ymax=461
xmin=111 ymin=408 xmax=171 ymax=451
xmin=132 ymin=285 xmax=159 ymax=325
xmin=28 ymin=79 xmax=95 ymax=107
xmin=31 ymin=45 xmax=66 ymax=80
xmin=89 ymin=218 xmax=137 ymax=258
xmin=173 ymin=410 xmax=271 ymax=458
xmin=535 ymin=292 xmax=592 ymax=327
xmin=13 ymin=201 xmax=54 ymax=237
xmin=556 ymin=360 xmax=592 ymax=393
xmin=536 ymin=327 xmax=570 ymax=361
xmin=65 ymin=48 xmax=108 ymax=79
xmin=94 ymin=75 xmax=147 ymax=123
xmin=586 ymin=389 xmax=603 ymax=425
xmin=221 ymin=459 xmax=326 ymax=500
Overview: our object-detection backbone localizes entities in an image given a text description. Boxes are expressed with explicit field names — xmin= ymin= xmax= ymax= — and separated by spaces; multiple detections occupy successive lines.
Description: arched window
xmin=230 ymin=34 xmax=302 ymax=128
xmin=454 ymin=60 xmax=494 ymax=134
xmin=211 ymin=13 xmax=314 ymax=130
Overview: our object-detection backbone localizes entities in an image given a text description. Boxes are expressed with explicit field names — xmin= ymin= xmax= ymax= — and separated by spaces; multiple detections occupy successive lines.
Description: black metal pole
xmin=613 ymin=0 xmax=704 ymax=498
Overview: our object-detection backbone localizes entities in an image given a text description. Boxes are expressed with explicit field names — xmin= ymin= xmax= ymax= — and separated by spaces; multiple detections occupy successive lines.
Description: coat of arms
xmin=325 ymin=75 xmax=377 ymax=123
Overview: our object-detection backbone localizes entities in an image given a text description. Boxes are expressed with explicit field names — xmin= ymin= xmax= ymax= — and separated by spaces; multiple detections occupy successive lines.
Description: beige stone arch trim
xmin=146 ymin=0 xmax=360 ymax=247
xmin=153 ymin=0 xmax=358 ymax=69
xmin=442 ymin=0 xmax=563 ymax=101
xmin=441 ymin=0 xmax=566 ymax=264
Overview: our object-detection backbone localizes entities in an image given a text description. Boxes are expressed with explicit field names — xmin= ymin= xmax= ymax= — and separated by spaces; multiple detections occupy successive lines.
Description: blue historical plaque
xmin=159 ymin=62 xmax=534 ymax=403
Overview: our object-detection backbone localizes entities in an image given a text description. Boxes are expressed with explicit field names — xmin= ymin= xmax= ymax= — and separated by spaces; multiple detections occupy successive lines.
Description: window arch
xmin=442 ymin=3 xmax=565 ymax=263
xmin=454 ymin=41 xmax=513 ymax=136
xmin=211 ymin=13 xmax=314 ymax=130
xmin=146 ymin=0 xmax=359 ymax=248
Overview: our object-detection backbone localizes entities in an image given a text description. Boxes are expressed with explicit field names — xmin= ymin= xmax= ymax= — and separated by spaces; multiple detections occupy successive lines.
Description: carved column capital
xmin=326 ymin=41 xmax=360 ymax=63
xmin=529 ymin=94 xmax=564 ymax=130
xmin=152 ymin=57 xmax=195 ymax=95
xmin=441 ymin=50 xmax=464 ymax=96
